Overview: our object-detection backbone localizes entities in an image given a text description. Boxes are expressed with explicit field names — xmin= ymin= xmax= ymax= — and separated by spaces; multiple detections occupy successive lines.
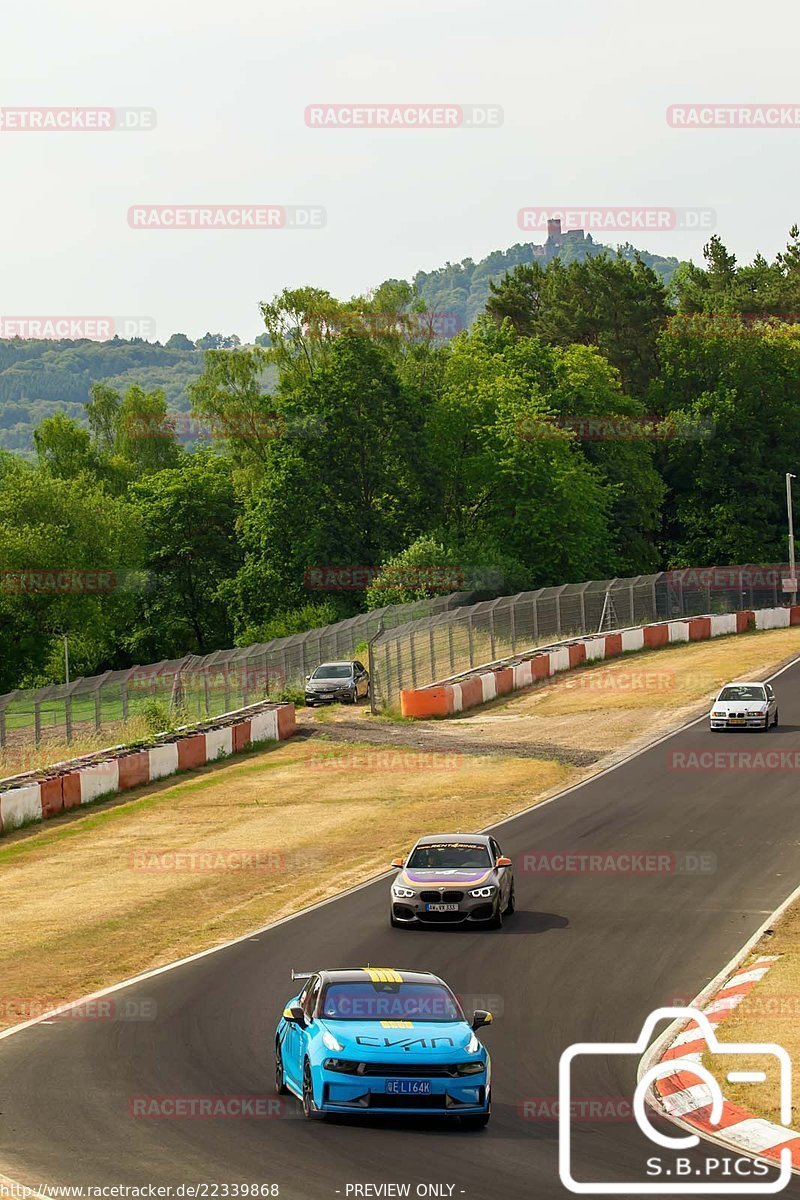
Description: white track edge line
xmin=2 ymin=653 xmax=798 ymax=1047
xmin=638 ymin=874 xmax=800 ymax=1176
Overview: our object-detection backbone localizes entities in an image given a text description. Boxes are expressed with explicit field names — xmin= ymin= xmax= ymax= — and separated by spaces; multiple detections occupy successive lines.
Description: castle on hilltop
xmin=532 ymin=218 xmax=595 ymax=261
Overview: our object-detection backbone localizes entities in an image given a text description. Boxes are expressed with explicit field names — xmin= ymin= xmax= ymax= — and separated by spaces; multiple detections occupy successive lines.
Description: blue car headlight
xmin=455 ymin=1060 xmax=485 ymax=1075
xmin=323 ymin=1058 xmax=361 ymax=1073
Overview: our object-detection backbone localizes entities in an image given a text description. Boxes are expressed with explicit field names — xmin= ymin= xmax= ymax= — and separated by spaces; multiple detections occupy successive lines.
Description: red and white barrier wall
xmin=400 ymin=607 xmax=800 ymax=718
xmin=0 ymin=700 xmax=296 ymax=837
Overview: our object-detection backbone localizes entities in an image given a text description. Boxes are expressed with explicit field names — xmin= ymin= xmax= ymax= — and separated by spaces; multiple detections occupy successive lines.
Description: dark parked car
xmin=305 ymin=661 xmax=370 ymax=707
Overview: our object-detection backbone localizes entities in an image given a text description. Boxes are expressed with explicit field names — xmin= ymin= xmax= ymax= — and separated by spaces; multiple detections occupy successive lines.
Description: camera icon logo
xmin=558 ymin=1006 xmax=793 ymax=1194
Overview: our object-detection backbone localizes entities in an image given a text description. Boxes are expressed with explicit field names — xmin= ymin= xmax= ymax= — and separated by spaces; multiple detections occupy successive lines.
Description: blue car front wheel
xmin=274 ymin=1040 xmax=288 ymax=1096
xmin=302 ymin=1059 xmax=323 ymax=1120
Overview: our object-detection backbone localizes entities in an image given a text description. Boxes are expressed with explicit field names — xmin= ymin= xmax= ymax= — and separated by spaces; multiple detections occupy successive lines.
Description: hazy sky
xmin=3 ymin=0 xmax=799 ymax=341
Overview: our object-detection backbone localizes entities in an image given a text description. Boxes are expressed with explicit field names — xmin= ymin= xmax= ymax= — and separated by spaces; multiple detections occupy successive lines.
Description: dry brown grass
xmin=0 ymin=717 xmax=152 ymax=780
xmin=2 ymin=626 xmax=799 ymax=1042
xmin=703 ymin=906 xmax=800 ymax=1126
xmin=0 ymin=738 xmax=570 ymax=1028
xmin=435 ymin=627 xmax=800 ymax=757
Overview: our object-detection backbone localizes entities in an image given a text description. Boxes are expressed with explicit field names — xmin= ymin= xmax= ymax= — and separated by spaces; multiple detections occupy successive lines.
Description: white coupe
xmin=709 ymin=681 xmax=778 ymax=731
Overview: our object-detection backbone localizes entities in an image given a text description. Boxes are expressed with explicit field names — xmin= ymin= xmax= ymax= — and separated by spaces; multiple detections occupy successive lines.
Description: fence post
xmin=629 ymin=582 xmax=635 ymax=625
xmin=448 ymin=621 xmax=456 ymax=673
xmin=383 ymin=642 xmax=392 ymax=710
xmin=34 ymin=696 xmax=41 ymax=746
xmin=467 ymin=613 xmax=475 ymax=667
xmin=367 ymin=621 xmax=384 ymax=714
xmin=0 ymin=691 xmax=18 ymax=750
xmin=65 ymin=693 xmax=73 ymax=743
xmin=429 ymin=624 xmax=437 ymax=681
xmin=94 ymin=681 xmax=102 ymax=732
xmin=396 ymin=640 xmax=403 ymax=692
xmin=532 ymin=595 xmax=539 ymax=643
xmin=509 ymin=601 xmax=516 ymax=653
xmin=410 ymin=631 xmax=418 ymax=688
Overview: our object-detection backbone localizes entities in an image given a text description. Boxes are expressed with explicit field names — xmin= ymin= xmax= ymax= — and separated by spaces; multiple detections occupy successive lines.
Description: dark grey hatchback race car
xmin=389 ymin=833 xmax=515 ymax=929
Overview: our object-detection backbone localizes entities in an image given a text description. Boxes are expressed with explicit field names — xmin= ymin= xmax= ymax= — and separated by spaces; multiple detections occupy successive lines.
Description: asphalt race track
xmin=3 ymin=661 xmax=800 ymax=1198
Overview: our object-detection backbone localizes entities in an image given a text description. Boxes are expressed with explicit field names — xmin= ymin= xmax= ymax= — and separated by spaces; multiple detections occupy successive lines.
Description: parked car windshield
xmin=320 ymin=981 xmax=462 ymax=1022
xmin=312 ymin=664 xmax=352 ymax=679
xmin=718 ymin=685 xmax=765 ymax=701
xmin=407 ymin=842 xmax=492 ymax=869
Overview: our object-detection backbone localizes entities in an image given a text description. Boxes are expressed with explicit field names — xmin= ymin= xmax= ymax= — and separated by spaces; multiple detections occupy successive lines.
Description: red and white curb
xmin=647 ymin=955 xmax=800 ymax=1170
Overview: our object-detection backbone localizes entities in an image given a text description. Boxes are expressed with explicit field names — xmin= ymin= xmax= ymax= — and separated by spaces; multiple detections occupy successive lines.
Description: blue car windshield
xmin=320 ymin=982 xmax=462 ymax=1022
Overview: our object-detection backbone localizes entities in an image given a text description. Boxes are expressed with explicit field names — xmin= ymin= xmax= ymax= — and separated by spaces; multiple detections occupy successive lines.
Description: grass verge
xmin=702 ymin=901 xmax=800 ymax=1126
xmin=0 ymin=738 xmax=570 ymax=1029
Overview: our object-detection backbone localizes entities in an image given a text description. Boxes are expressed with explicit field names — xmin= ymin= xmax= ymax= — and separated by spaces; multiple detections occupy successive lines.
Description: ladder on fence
xmin=597 ymin=588 xmax=619 ymax=633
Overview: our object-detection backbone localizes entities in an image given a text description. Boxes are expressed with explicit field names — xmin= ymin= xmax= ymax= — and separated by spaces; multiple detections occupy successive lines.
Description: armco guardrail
xmin=370 ymin=565 xmax=792 ymax=711
xmin=398 ymin=606 xmax=798 ymax=718
xmin=0 ymin=699 xmax=296 ymax=836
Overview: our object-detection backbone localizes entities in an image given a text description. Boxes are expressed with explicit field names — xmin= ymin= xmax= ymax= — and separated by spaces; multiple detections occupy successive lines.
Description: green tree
xmin=128 ymin=451 xmax=243 ymax=659
xmin=0 ymin=467 xmax=141 ymax=691
xmin=486 ymin=253 xmax=670 ymax=396
xmin=653 ymin=324 xmax=800 ymax=564
xmin=165 ymin=332 xmax=195 ymax=350
xmin=231 ymin=334 xmax=431 ymax=626
xmin=34 ymin=413 xmax=98 ymax=478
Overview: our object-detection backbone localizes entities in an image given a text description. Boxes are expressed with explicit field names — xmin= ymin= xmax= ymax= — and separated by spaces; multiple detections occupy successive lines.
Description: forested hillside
xmin=0 ymin=236 xmax=682 ymax=452
xmin=3 ymin=229 xmax=800 ymax=694
xmin=398 ymin=238 xmax=683 ymax=329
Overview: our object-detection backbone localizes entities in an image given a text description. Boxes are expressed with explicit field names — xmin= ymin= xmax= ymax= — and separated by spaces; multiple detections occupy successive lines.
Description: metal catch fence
xmin=368 ymin=565 xmax=790 ymax=711
xmin=0 ymin=590 xmax=476 ymax=750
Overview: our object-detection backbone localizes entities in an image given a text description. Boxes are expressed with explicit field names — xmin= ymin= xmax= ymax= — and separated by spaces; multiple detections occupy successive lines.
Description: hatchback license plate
xmin=426 ymin=903 xmax=458 ymax=912
xmin=386 ymin=1079 xmax=432 ymax=1094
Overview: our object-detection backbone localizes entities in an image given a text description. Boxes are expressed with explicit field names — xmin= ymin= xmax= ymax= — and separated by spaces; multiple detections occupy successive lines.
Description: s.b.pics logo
xmin=559 ymin=1007 xmax=793 ymax=1193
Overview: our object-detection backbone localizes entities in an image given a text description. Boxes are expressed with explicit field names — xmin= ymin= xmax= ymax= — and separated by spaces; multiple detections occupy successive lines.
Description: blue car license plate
xmin=386 ymin=1079 xmax=432 ymax=1094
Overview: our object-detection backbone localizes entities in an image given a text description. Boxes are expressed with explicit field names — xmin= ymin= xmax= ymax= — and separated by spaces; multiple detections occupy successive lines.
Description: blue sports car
xmin=274 ymin=967 xmax=493 ymax=1126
